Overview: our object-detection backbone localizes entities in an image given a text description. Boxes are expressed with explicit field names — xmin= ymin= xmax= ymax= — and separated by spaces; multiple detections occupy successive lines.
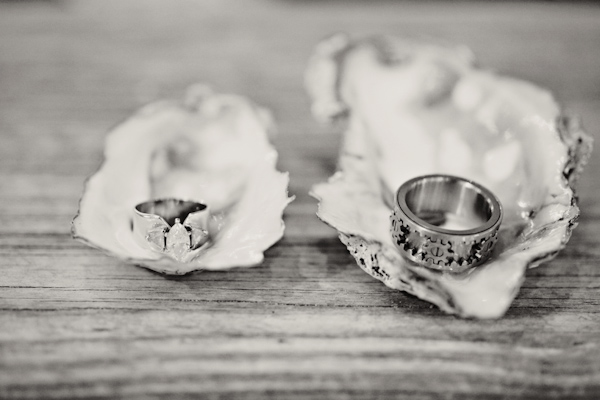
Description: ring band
xmin=132 ymin=199 xmax=210 ymax=261
xmin=390 ymin=174 xmax=502 ymax=272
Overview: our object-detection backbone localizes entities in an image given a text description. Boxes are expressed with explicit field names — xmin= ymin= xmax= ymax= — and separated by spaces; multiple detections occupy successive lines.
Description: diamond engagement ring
xmin=132 ymin=199 xmax=210 ymax=262
xmin=390 ymin=174 xmax=502 ymax=273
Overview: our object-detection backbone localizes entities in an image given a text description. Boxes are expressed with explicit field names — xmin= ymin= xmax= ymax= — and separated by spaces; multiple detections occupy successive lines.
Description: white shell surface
xmin=73 ymin=85 xmax=293 ymax=274
xmin=307 ymin=35 xmax=592 ymax=318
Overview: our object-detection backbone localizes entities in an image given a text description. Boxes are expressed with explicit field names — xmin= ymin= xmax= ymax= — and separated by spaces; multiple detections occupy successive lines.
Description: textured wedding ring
xmin=132 ymin=199 xmax=209 ymax=262
xmin=390 ymin=174 xmax=502 ymax=273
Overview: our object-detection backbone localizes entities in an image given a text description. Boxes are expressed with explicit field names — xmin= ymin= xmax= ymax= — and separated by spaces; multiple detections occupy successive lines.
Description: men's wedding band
xmin=390 ymin=174 xmax=502 ymax=273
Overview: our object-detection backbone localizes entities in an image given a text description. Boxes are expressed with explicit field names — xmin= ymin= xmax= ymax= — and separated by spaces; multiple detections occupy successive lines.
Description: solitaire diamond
xmin=166 ymin=218 xmax=191 ymax=261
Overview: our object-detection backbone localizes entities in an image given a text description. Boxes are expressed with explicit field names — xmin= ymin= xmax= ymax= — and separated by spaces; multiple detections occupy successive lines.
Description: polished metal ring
xmin=390 ymin=174 xmax=502 ymax=273
xmin=132 ymin=199 xmax=210 ymax=262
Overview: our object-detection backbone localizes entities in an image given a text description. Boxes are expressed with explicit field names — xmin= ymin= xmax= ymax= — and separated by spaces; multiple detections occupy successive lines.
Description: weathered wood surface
xmin=1 ymin=1 xmax=599 ymax=399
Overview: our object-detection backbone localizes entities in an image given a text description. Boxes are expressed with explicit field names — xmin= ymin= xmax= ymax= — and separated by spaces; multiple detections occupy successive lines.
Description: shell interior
xmin=73 ymin=85 xmax=293 ymax=274
xmin=307 ymin=35 xmax=592 ymax=318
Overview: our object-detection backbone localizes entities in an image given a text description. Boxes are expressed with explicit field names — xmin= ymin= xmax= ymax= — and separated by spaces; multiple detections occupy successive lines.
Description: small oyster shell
xmin=73 ymin=85 xmax=293 ymax=274
xmin=307 ymin=35 xmax=592 ymax=318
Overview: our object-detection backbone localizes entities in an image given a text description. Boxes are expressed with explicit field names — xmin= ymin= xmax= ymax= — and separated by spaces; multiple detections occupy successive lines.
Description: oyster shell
xmin=307 ymin=35 xmax=592 ymax=318
xmin=73 ymin=85 xmax=293 ymax=274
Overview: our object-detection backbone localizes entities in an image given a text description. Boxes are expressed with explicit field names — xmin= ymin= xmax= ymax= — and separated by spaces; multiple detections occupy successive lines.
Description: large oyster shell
xmin=307 ymin=35 xmax=592 ymax=319
xmin=73 ymin=85 xmax=293 ymax=275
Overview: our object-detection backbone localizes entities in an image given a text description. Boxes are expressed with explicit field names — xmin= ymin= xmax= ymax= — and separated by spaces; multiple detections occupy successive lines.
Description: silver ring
xmin=132 ymin=199 xmax=210 ymax=262
xmin=390 ymin=174 xmax=502 ymax=272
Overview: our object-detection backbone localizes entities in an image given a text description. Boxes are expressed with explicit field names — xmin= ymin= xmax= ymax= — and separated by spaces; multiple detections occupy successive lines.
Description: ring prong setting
xmin=135 ymin=199 xmax=210 ymax=262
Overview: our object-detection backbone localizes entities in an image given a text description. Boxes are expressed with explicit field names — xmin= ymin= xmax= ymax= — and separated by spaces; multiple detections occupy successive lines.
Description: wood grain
xmin=0 ymin=1 xmax=599 ymax=399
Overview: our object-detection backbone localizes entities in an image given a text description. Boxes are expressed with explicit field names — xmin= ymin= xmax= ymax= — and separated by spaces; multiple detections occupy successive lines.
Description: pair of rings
xmin=133 ymin=175 xmax=502 ymax=271
xmin=390 ymin=174 xmax=502 ymax=273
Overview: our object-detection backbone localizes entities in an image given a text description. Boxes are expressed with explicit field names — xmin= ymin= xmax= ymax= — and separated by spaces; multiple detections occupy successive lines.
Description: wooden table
xmin=1 ymin=1 xmax=599 ymax=398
